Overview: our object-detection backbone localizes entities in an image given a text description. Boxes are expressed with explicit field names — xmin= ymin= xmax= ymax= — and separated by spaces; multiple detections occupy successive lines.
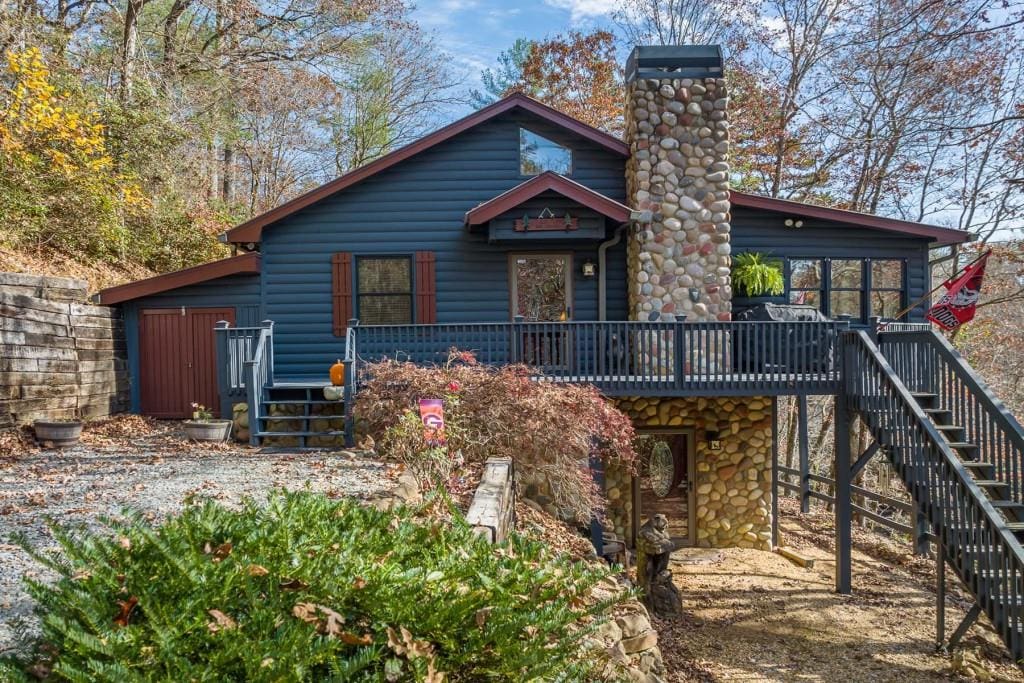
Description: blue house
xmin=95 ymin=46 xmax=1024 ymax=659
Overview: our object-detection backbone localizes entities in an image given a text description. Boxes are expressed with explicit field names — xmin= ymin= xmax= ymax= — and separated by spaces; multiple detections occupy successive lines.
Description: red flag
xmin=926 ymin=252 xmax=990 ymax=330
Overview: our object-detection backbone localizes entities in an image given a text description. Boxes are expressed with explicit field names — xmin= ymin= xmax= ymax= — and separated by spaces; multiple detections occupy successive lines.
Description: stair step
xmin=946 ymin=442 xmax=980 ymax=452
xmin=261 ymin=399 xmax=344 ymax=405
xmin=259 ymin=415 xmax=344 ymax=421
xmin=936 ymin=424 xmax=965 ymax=432
xmin=911 ymin=391 xmax=938 ymax=402
xmin=960 ymin=461 xmax=995 ymax=469
xmin=1005 ymin=523 xmax=1024 ymax=532
xmin=256 ymin=431 xmax=346 ymax=437
xmin=990 ymin=500 xmax=1024 ymax=509
xmin=974 ymin=480 xmax=1010 ymax=490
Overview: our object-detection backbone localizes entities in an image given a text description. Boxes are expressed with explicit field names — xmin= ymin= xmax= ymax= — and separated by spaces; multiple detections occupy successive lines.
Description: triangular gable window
xmin=520 ymin=128 xmax=572 ymax=176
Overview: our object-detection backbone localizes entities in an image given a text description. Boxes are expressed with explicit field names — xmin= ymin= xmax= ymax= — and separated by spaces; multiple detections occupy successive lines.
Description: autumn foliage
xmin=355 ymin=350 xmax=637 ymax=524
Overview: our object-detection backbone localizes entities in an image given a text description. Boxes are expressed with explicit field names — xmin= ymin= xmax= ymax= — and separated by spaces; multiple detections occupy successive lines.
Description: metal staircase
xmin=845 ymin=329 xmax=1024 ymax=659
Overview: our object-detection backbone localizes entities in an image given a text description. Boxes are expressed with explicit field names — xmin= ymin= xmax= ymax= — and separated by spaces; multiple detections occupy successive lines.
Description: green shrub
xmin=2 ymin=491 xmax=626 ymax=682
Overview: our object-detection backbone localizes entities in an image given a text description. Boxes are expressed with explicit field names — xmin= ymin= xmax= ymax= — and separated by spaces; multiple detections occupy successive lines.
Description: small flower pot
xmin=182 ymin=420 xmax=232 ymax=442
xmin=33 ymin=421 xmax=83 ymax=448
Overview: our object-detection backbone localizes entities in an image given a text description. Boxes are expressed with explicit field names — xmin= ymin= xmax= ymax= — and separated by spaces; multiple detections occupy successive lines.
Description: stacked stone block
xmin=0 ymin=272 xmax=128 ymax=428
xmin=625 ymin=76 xmax=731 ymax=323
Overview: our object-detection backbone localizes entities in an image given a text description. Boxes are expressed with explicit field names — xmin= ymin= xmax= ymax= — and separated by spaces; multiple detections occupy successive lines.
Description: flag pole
xmin=883 ymin=249 xmax=991 ymax=325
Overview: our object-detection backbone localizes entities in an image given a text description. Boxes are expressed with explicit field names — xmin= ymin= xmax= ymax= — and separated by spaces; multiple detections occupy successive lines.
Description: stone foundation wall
xmin=231 ymin=401 xmax=345 ymax=447
xmin=613 ymin=396 xmax=773 ymax=550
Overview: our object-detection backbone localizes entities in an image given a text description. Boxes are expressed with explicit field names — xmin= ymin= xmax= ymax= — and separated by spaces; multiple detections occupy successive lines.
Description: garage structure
xmin=95 ymin=253 xmax=261 ymax=418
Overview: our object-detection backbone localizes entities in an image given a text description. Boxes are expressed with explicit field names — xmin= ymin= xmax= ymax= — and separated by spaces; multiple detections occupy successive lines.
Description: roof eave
xmin=222 ymin=94 xmax=628 ymax=244
xmin=95 ymin=253 xmax=261 ymax=305
xmin=465 ymin=172 xmax=631 ymax=226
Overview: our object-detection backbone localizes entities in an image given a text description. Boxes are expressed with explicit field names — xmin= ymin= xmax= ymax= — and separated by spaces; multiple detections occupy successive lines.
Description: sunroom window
xmin=520 ymin=128 xmax=572 ymax=176
xmin=785 ymin=257 xmax=906 ymax=322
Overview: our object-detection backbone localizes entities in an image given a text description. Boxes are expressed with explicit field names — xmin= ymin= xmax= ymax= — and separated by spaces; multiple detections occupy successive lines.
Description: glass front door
xmin=510 ymin=254 xmax=572 ymax=321
xmin=631 ymin=431 xmax=696 ymax=548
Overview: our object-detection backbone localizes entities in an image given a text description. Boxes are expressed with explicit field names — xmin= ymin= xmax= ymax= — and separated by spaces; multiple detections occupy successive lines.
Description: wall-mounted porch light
xmin=581 ymin=259 xmax=597 ymax=278
xmin=784 ymin=218 xmax=805 ymax=228
xmin=706 ymin=430 xmax=722 ymax=451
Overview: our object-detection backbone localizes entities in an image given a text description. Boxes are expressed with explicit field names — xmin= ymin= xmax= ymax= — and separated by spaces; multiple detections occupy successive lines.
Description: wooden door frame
xmin=507 ymin=252 xmax=574 ymax=320
xmin=630 ymin=428 xmax=698 ymax=548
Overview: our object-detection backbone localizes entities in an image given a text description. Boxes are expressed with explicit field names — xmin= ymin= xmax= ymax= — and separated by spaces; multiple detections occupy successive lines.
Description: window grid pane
xmin=357 ymin=257 xmax=413 ymax=325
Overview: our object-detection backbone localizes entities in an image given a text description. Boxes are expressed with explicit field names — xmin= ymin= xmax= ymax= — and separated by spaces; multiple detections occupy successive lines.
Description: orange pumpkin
xmin=330 ymin=359 xmax=346 ymax=386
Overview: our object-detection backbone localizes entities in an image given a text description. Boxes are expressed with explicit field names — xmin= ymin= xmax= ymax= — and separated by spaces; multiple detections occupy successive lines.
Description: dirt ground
xmin=655 ymin=498 xmax=1023 ymax=682
xmin=0 ymin=417 xmax=391 ymax=656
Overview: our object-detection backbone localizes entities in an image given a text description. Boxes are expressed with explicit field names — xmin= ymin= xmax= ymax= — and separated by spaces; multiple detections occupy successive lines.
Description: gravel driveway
xmin=0 ymin=418 xmax=391 ymax=656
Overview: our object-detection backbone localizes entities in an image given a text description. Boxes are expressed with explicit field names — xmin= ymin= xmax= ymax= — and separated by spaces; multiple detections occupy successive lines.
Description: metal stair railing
xmin=845 ymin=330 xmax=1024 ymax=658
xmin=879 ymin=329 xmax=1024 ymax=503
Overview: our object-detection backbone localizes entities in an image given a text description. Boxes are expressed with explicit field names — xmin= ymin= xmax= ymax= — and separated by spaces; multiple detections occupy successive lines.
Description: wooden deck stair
xmin=252 ymin=383 xmax=348 ymax=449
xmin=850 ymin=330 xmax=1024 ymax=659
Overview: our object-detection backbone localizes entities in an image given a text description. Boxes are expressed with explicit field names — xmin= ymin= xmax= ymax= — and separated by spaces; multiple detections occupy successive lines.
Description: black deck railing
xmin=348 ymin=319 xmax=848 ymax=396
xmin=879 ymin=329 xmax=1024 ymax=504
xmin=845 ymin=330 xmax=1024 ymax=657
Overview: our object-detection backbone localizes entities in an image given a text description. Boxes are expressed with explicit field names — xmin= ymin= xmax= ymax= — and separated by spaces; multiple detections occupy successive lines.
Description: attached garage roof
xmin=95 ymin=253 xmax=261 ymax=305
xmin=465 ymin=172 xmax=631 ymax=226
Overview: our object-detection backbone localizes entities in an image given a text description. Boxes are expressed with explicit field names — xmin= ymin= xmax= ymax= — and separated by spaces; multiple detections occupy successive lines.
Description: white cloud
xmin=542 ymin=0 xmax=618 ymax=21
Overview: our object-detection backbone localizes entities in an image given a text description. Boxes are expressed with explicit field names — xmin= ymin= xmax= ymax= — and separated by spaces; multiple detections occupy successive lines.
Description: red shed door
xmin=139 ymin=308 xmax=235 ymax=418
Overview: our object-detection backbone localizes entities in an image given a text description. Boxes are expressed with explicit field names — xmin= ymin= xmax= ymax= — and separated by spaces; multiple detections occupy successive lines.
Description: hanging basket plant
xmin=732 ymin=252 xmax=784 ymax=297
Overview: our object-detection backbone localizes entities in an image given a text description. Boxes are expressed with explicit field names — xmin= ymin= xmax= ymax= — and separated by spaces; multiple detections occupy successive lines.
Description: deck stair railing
xmin=878 ymin=328 xmax=1024 ymax=506
xmin=844 ymin=329 xmax=1024 ymax=658
xmin=351 ymin=319 xmax=848 ymax=396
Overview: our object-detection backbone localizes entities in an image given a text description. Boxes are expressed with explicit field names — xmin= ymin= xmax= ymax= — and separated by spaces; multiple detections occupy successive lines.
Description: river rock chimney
xmin=624 ymin=46 xmax=731 ymax=323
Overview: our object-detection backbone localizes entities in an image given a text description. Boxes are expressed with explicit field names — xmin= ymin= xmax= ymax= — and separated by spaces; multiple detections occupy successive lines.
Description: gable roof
xmin=465 ymin=172 xmax=631 ymax=226
xmin=95 ymin=252 xmax=260 ymax=305
xmin=730 ymin=191 xmax=971 ymax=246
xmin=222 ymin=93 xmax=628 ymax=244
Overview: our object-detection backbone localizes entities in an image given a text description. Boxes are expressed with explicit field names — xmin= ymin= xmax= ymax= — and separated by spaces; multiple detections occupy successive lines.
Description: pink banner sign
xmin=418 ymin=398 xmax=445 ymax=446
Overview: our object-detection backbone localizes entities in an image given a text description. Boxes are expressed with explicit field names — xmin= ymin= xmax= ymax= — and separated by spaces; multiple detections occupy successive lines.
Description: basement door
xmin=631 ymin=431 xmax=697 ymax=548
xmin=139 ymin=307 xmax=235 ymax=418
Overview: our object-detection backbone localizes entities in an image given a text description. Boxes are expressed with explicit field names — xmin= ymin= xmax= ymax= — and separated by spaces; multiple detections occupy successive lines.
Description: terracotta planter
xmin=183 ymin=420 xmax=232 ymax=442
xmin=33 ymin=421 xmax=83 ymax=448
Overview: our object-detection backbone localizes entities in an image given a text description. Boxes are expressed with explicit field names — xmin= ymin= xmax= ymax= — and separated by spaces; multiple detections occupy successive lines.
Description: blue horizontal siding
xmin=262 ymin=109 xmax=628 ymax=378
xmin=121 ymin=273 xmax=262 ymax=411
xmin=731 ymin=207 xmax=930 ymax=321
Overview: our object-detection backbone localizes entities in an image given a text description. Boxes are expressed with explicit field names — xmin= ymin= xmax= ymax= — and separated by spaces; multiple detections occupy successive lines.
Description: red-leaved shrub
xmin=355 ymin=350 xmax=636 ymax=524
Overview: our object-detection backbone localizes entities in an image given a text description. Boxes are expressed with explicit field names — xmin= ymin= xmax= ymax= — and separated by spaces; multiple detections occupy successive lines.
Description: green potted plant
xmin=732 ymin=252 xmax=785 ymax=297
xmin=182 ymin=402 xmax=232 ymax=442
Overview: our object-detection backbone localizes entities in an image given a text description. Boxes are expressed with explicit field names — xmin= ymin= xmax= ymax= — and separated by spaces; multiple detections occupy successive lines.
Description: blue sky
xmin=412 ymin=0 xmax=620 ymax=113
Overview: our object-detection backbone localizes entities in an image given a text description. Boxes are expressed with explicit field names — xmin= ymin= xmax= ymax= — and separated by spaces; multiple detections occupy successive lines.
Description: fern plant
xmin=732 ymin=252 xmax=785 ymax=296
xmin=1 ymin=491 xmax=628 ymax=682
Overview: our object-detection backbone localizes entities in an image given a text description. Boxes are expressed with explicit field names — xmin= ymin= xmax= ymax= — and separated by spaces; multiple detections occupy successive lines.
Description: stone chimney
xmin=624 ymin=46 xmax=731 ymax=323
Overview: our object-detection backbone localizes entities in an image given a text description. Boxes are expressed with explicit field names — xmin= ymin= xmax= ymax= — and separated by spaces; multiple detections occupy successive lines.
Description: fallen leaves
xmin=207 ymin=609 xmax=237 ymax=633
xmin=247 ymin=564 xmax=269 ymax=577
xmin=203 ymin=541 xmax=232 ymax=562
xmin=113 ymin=596 xmax=138 ymax=627
xmin=279 ymin=578 xmax=309 ymax=591
xmin=292 ymin=603 xmax=372 ymax=644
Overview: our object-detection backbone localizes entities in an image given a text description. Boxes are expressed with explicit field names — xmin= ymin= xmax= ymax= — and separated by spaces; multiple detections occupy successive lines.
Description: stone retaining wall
xmin=465 ymin=457 xmax=514 ymax=543
xmin=612 ymin=396 xmax=773 ymax=550
xmin=0 ymin=272 xmax=128 ymax=428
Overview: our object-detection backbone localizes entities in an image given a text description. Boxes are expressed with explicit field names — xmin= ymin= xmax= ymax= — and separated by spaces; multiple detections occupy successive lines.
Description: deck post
xmin=771 ymin=396 xmax=780 ymax=548
xmin=344 ymin=319 xmax=358 ymax=448
xmin=511 ymin=315 xmax=524 ymax=364
xmin=588 ymin=446 xmax=605 ymax=558
xmin=834 ymin=394 xmax=853 ymax=594
xmin=914 ymin=507 xmax=931 ymax=556
xmin=798 ymin=394 xmax=811 ymax=513
xmin=214 ymin=321 xmax=232 ymax=420
xmin=261 ymin=320 xmax=275 ymax=384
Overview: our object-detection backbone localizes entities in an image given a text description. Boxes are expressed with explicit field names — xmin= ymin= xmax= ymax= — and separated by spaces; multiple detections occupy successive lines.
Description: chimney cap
xmin=625 ymin=45 xmax=724 ymax=82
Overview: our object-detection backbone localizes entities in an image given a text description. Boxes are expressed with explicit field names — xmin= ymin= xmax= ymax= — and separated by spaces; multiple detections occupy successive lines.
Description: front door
xmin=510 ymin=254 xmax=573 ymax=369
xmin=139 ymin=307 xmax=235 ymax=418
xmin=631 ymin=431 xmax=697 ymax=548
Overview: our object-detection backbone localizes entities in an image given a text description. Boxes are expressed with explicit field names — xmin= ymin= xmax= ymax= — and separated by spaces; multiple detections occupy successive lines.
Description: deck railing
xmin=215 ymin=321 xmax=274 ymax=440
xmin=351 ymin=319 xmax=848 ymax=396
xmin=878 ymin=328 xmax=1024 ymax=503
xmin=845 ymin=330 xmax=1024 ymax=656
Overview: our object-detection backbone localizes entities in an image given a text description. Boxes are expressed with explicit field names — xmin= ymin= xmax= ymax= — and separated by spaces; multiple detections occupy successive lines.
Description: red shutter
xmin=332 ymin=252 xmax=353 ymax=336
xmin=415 ymin=251 xmax=437 ymax=324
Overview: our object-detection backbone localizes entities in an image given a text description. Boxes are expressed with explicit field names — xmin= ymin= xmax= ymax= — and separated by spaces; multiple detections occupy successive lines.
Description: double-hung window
xmin=356 ymin=256 xmax=413 ymax=325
